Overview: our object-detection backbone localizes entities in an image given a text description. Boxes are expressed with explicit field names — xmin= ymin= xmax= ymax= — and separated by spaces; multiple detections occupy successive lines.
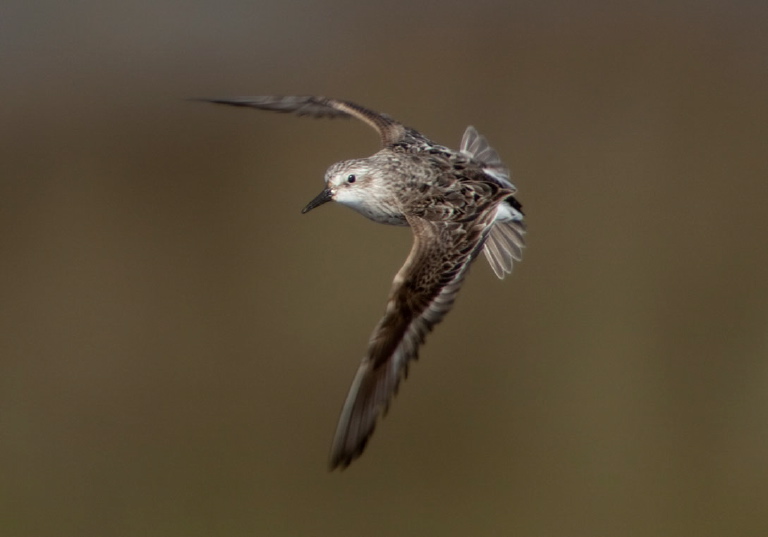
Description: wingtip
xmin=190 ymin=97 xmax=243 ymax=106
xmin=328 ymin=455 xmax=351 ymax=472
xmin=329 ymin=420 xmax=371 ymax=471
xmin=187 ymin=97 xmax=239 ymax=110
xmin=328 ymin=442 xmax=367 ymax=471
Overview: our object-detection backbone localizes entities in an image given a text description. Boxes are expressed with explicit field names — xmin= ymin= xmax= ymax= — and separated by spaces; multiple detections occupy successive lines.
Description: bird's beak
xmin=301 ymin=188 xmax=333 ymax=214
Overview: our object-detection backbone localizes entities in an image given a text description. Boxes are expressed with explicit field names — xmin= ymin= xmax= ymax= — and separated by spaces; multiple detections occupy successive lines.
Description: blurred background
xmin=2 ymin=1 xmax=767 ymax=535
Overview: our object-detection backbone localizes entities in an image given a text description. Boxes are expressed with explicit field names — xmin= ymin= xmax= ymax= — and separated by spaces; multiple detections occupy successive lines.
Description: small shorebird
xmin=201 ymin=96 xmax=525 ymax=469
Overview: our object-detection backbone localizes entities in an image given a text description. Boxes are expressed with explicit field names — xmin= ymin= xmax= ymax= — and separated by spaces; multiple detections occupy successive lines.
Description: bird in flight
xmin=201 ymin=96 xmax=525 ymax=469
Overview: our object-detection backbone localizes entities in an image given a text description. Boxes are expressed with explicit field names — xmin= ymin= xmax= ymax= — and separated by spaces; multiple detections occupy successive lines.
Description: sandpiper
xmin=201 ymin=96 xmax=525 ymax=469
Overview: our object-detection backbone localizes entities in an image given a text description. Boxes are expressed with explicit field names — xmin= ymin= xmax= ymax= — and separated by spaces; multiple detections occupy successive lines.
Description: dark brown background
xmin=2 ymin=1 xmax=767 ymax=535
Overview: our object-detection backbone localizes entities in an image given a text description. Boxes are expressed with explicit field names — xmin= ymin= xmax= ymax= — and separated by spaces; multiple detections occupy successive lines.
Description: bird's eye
xmin=347 ymin=174 xmax=356 ymax=183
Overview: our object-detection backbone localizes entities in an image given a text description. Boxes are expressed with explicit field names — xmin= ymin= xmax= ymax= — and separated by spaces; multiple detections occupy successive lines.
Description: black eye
xmin=347 ymin=174 xmax=356 ymax=183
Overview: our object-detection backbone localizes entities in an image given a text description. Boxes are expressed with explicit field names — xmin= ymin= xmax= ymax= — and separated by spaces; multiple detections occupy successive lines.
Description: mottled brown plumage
xmin=201 ymin=96 xmax=525 ymax=469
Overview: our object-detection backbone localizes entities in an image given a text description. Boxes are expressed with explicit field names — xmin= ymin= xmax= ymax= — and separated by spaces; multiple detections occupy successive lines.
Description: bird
xmin=200 ymin=96 xmax=525 ymax=469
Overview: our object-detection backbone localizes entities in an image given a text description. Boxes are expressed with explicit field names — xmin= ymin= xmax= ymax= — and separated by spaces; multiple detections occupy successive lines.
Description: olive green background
xmin=2 ymin=1 xmax=767 ymax=535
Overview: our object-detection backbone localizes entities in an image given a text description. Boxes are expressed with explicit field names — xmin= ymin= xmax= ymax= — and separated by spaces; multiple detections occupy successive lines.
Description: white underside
xmin=493 ymin=200 xmax=524 ymax=223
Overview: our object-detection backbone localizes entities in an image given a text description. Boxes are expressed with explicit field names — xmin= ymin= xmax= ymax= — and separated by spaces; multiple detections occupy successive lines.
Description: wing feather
xmin=198 ymin=95 xmax=407 ymax=146
xmin=329 ymin=214 xmax=494 ymax=469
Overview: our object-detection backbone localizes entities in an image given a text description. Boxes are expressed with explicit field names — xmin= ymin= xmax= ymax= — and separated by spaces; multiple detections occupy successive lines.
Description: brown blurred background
xmin=2 ymin=1 xmax=767 ymax=535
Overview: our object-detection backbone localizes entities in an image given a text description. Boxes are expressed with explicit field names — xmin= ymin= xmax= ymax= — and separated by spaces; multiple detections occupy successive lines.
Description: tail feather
xmin=460 ymin=126 xmax=513 ymax=188
xmin=483 ymin=218 xmax=526 ymax=279
xmin=460 ymin=125 xmax=525 ymax=278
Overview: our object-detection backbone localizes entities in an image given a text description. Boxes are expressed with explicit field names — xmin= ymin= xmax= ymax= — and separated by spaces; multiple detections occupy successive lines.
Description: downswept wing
xmin=329 ymin=213 xmax=496 ymax=469
xmin=199 ymin=95 xmax=407 ymax=147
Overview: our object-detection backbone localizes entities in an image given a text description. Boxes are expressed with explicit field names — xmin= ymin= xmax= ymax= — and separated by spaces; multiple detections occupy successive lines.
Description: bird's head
xmin=301 ymin=159 xmax=380 ymax=214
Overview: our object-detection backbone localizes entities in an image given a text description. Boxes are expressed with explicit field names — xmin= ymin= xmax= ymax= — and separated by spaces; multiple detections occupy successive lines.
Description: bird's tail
xmin=461 ymin=126 xmax=525 ymax=278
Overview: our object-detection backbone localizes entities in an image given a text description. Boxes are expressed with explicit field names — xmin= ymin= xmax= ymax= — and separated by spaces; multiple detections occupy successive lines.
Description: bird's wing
xmin=199 ymin=95 xmax=407 ymax=147
xmin=329 ymin=212 xmax=496 ymax=469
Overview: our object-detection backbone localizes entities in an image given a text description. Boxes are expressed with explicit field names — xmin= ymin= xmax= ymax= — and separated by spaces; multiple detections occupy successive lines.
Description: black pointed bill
xmin=301 ymin=188 xmax=333 ymax=214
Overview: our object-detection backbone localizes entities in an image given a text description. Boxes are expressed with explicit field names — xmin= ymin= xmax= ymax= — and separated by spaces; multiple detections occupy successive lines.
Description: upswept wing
xmin=199 ymin=95 xmax=407 ymax=147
